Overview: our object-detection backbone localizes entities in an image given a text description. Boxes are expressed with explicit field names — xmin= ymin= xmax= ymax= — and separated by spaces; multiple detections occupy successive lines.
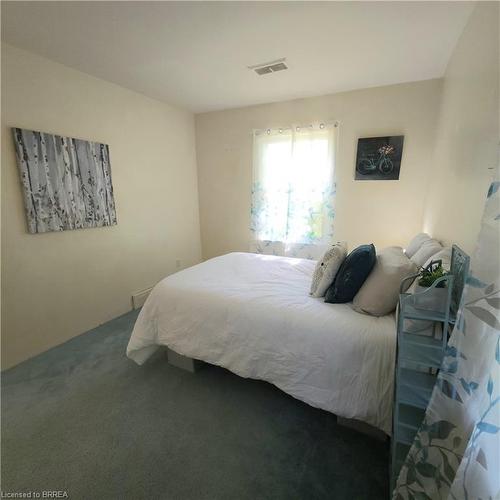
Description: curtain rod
xmin=253 ymin=120 xmax=340 ymax=136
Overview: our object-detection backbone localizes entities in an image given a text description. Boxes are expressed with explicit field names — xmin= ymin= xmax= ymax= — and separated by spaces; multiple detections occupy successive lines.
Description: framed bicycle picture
xmin=355 ymin=135 xmax=404 ymax=180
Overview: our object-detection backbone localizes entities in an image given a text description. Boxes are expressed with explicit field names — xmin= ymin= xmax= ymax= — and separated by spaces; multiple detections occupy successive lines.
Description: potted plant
xmin=413 ymin=261 xmax=449 ymax=312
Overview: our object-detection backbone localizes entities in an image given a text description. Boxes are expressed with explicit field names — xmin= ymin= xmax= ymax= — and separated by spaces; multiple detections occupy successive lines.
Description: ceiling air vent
xmin=248 ymin=58 xmax=288 ymax=76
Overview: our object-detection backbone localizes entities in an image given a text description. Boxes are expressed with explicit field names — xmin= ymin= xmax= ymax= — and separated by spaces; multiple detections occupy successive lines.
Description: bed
xmin=126 ymin=252 xmax=396 ymax=434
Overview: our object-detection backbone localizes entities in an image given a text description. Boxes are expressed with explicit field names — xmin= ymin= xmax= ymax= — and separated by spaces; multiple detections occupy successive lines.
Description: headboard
xmin=450 ymin=244 xmax=470 ymax=318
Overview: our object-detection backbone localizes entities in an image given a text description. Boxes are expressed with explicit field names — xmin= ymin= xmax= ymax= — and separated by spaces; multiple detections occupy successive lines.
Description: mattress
xmin=127 ymin=252 xmax=396 ymax=434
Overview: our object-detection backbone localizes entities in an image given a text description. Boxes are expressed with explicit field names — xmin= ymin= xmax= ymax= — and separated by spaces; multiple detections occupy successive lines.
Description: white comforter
xmin=127 ymin=252 xmax=396 ymax=434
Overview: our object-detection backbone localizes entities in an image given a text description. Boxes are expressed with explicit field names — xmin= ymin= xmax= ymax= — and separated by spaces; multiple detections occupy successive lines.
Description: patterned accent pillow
xmin=310 ymin=242 xmax=347 ymax=297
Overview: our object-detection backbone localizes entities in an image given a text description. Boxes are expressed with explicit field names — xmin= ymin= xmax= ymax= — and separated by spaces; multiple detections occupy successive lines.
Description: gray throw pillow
xmin=410 ymin=239 xmax=442 ymax=268
xmin=405 ymin=233 xmax=431 ymax=258
xmin=352 ymin=246 xmax=418 ymax=316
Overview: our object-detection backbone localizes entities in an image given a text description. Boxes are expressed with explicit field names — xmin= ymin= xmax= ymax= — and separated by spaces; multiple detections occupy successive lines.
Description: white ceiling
xmin=2 ymin=1 xmax=474 ymax=113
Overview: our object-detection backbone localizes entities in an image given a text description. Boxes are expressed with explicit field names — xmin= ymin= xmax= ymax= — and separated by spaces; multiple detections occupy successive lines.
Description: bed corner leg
xmin=166 ymin=348 xmax=203 ymax=373
xmin=337 ymin=416 xmax=388 ymax=442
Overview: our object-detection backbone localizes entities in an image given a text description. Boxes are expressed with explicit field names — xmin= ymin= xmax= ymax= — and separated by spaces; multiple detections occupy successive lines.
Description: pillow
xmin=352 ymin=247 xmax=419 ymax=316
xmin=422 ymin=246 xmax=452 ymax=271
xmin=325 ymin=244 xmax=376 ymax=304
xmin=405 ymin=233 xmax=431 ymax=258
xmin=310 ymin=242 xmax=347 ymax=297
xmin=410 ymin=239 xmax=442 ymax=267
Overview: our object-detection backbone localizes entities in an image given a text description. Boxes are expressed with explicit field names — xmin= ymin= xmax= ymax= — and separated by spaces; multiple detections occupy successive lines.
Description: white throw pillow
xmin=410 ymin=239 xmax=442 ymax=268
xmin=422 ymin=247 xmax=452 ymax=271
xmin=405 ymin=233 xmax=431 ymax=258
xmin=352 ymin=246 xmax=418 ymax=316
xmin=310 ymin=242 xmax=347 ymax=298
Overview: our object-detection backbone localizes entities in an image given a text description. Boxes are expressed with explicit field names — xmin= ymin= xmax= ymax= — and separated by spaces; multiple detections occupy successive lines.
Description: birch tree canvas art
xmin=12 ymin=128 xmax=117 ymax=233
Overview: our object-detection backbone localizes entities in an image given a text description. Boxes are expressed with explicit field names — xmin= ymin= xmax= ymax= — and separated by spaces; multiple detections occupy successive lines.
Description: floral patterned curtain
xmin=394 ymin=178 xmax=500 ymax=500
xmin=250 ymin=124 xmax=336 ymax=259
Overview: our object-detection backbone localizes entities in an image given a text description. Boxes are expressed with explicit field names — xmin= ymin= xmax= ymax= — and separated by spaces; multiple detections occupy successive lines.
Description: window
xmin=250 ymin=124 xmax=336 ymax=252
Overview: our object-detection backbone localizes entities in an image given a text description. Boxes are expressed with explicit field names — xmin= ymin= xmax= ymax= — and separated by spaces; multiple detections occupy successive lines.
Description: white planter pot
xmin=413 ymin=285 xmax=448 ymax=313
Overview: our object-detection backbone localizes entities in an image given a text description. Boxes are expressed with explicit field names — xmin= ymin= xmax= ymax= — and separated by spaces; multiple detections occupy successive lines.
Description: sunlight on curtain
xmin=250 ymin=124 xmax=336 ymax=259
xmin=394 ymin=176 xmax=500 ymax=500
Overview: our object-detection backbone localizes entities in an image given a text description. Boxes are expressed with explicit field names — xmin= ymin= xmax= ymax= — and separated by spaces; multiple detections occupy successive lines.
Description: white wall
xmin=423 ymin=2 xmax=499 ymax=255
xmin=195 ymin=79 xmax=442 ymax=260
xmin=1 ymin=44 xmax=202 ymax=369
xmin=4 ymin=2 xmax=496 ymax=369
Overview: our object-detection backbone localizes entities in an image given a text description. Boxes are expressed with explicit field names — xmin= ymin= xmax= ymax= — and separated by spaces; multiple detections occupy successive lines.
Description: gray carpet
xmin=2 ymin=310 xmax=389 ymax=499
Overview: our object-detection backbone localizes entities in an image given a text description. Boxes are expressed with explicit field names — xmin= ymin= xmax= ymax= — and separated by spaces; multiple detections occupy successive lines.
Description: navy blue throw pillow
xmin=324 ymin=244 xmax=376 ymax=304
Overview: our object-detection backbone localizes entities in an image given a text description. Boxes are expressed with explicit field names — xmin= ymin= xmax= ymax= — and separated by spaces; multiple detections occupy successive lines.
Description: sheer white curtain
xmin=250 ymin=123 xmax=337 ymax=260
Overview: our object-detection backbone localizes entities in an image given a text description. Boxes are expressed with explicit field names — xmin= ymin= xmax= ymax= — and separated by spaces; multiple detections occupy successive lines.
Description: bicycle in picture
xmin=356 ymin=144 xmax=395 ymax=176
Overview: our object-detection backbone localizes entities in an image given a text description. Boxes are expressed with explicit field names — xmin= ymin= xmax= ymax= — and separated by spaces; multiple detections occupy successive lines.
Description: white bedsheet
xmin=127 ymin=252 xmax=396 ymax=434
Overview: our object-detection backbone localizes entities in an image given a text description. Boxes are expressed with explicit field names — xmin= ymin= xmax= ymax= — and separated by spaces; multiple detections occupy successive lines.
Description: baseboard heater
xmin=131 ymin=287 xmax=153 ymax=309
